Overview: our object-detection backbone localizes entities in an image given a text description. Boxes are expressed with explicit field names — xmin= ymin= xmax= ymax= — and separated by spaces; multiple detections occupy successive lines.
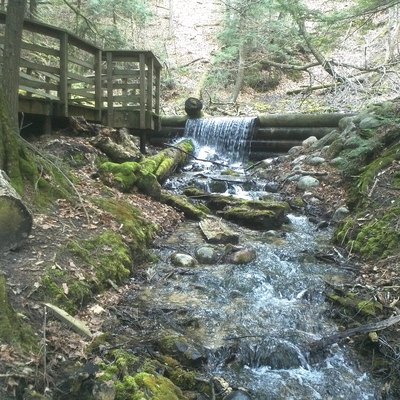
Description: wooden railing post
xmin=106 ymin=51 xmax=113 ymax=127
xmin=155 ymin=66 xmax=161 ymax=117
xmin=94 ymin=49 xmax=102 ymax=122
xmin=59 ymin=31 xmax=68 ymax=117
xmin=146 ymin=55 xmax=154 ymax=123
xmin=139 ymin=53 xmax=146 ymax=129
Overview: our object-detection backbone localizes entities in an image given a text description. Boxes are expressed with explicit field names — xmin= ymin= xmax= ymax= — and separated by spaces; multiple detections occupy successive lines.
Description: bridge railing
xmin=0 ymin=12 xmax=161 ymax=130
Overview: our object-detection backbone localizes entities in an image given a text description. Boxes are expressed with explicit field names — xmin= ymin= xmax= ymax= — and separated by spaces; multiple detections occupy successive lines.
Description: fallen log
xmin=0 ymin=170 xmax=32 ymax=251
xmin=257 ymin=113 xmax=352 ymax=128
xmin=161 ymin=115 xmax=188 ymax=128
xmin=90 ymin=128 xmax=143 ymax=163
xmin=310 ymin=314 xmax=400 ymax=352
xmin=98 ymin=139 xmax=194 ymax=199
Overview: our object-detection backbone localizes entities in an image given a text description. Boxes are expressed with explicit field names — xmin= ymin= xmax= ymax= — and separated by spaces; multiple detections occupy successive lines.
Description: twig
xmin=368 ymin=177 xmax=379 ymax=197
xmin=43 ymin=305 xmax=49 ymax=392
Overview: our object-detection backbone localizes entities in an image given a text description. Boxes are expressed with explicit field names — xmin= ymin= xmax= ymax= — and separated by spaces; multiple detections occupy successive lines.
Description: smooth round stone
xmin=297 ymin=176 xmax=320 ymax=190
xmin=170 ymin=253 xmax=197 ymax=267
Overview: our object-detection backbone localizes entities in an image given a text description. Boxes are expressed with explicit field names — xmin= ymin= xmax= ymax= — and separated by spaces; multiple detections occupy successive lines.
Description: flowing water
xmin=185 ymin=116 xmax=256 ymax=165
xmin=133 ymin=118 xmax=381 ymax=398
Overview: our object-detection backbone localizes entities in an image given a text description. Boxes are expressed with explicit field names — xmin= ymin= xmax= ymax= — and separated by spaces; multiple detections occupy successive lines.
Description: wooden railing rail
xmin=0 ymin=11 xmax=161 ymax=131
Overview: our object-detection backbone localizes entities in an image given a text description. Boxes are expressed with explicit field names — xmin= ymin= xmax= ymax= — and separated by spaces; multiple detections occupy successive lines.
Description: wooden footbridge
xmin=0 ymin=12 xmax=351 ymax=159
xmin=0 ymin=12 xmax=161 ymax=145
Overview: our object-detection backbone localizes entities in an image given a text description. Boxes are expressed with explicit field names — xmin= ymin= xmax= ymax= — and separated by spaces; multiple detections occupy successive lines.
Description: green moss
xmin=168 ymin=369 xmax=196 ymax=391
xmin=99 ymin=351 xmax=186 ymax=400
xmin=327 ymin=292 xmax=382 ymax=316
xmin=93 ymin=198 xmax=157 ymax=258
xmin=99 ymin=161 xmax=140 ymax=191
xmin=39 ymin=231 xmax=132 ymax=314
xmin=0 ymin=275 xmax=37 ymax=349
xmin=335 ymin=207 xmax=400 ymax=259
xmin=354 ymin=143 xmax=400 ymax=202
xmin=133 ymin=372 xmax=185 ymax=400
xmin=40 ymin=269 xmax=92 ymax=314
xmin=220 ymin=169 xmax=240 ymax=176
xmin=161 ymin=193 xmax=208 ymax=220
xmin=69 ymin=231 xmax=132 ymax=284
xmin=351 ymin=208 xmax=400 ymax=258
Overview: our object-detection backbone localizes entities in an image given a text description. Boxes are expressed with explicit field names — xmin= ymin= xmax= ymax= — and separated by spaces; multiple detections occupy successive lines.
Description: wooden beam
xmin=139 ymin=53 xmax=146 ymax=129
xmin=59 ymin=31 xmax=68 ymax=117
xmin=147 ymin=56 xmax=154 ymax=115
xmin=94 ymin=49 xmax=102 ymax=121
xmin=106 ymin=51 xmax=114 ymax=126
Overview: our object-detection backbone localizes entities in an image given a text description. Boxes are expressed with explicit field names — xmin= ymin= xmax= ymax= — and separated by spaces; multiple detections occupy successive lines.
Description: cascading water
xmin=184 ymin=117 xmax=256 ymax=165
xmin=123 ymin=118 xmax=384 ymax=398
xmin=135 ymin=217 xmax=380 ymax=399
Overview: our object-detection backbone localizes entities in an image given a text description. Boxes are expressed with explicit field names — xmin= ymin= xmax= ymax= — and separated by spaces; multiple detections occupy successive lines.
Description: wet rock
xmin=225 ymin=248 xmax=256 ymax=264
xmin=171 ymin=253 xmax=198 ymax=268
xmin=208 ymin=179 xmax=228 ymax=193
xmin=302 ymin=136 xmax=318 ymax=147
xmin=330 ymin=156 xmax=345 ymax=168
xmin=297 ymin=176 xmax=320 ymax=190
xmin=264 ymin=181 xmax=279 ymax=193
xmin=359 ymin=115 xmax=382 ymax=130
xmin=306 ymin=156 xmax=325 ymax=166
xmin=332 ymin=206 xmax=350 ymax=222
xmin=159 ymin=334 xmax=206 ymax=367
xmin=92 ymin=380 xmax=116 ymax=400
xmin=195 ymin=245 xmax=221 ymax=264
xmin=240 ymin=339 xmax=306 ymax=370
xmin=199 ymin=217 xmax=240 ymax=244
xmin=223 ymin=389 xmax=252 ymax=400
xmin=288 ymin=146 xmax=303 ymax=156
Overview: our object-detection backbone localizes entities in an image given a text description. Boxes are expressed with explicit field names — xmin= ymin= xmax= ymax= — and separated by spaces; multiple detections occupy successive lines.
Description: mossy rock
xmin=161 ymin=192 xmax=209 ymax=220
xmin=98 ymin=350 xmax=187 ymax=400
xmin=158 ymin=334 xmax=206 ymax=367
xmin=123 ymin=372 xmax=186 ymax=400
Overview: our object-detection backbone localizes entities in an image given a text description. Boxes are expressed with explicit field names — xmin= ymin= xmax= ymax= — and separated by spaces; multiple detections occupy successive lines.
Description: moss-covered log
xmin=98 ymin=139 xmax=194 ymax=199
xmin=0 ymin=169 xmax=32 ymax=251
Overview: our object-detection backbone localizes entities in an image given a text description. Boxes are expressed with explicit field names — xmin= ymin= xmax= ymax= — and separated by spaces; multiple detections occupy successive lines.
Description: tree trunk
xmin=231 ymin=38 xmax=247 ymax=103
xmin=0 ymin=170 xmax=32 ymax=251
xmin=2 ymin=0 xmax=27 ymax=131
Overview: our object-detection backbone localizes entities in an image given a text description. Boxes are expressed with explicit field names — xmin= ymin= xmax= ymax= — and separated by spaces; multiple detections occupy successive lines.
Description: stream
xmin=129 ymin=118 xmax=380 ymax=399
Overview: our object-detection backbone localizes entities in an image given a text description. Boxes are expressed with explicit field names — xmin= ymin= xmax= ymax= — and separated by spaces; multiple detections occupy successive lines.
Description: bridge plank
xmin=68 ymin=55 xmax=95 ymax=70
xmin=21 ymin=41 xmax=59 ymax=57
xmin=20 ymin=59 xmax=59 ymax=74
xmin=19 ymin=85 xmax=59 ymax=100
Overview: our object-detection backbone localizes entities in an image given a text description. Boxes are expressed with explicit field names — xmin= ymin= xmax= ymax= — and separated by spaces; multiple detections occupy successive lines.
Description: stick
xmin=310 ymin=314 xmax=400 ymax=351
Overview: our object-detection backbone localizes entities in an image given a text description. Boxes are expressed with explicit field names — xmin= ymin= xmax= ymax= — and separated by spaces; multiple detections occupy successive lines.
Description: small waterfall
xmin=184 ymin=117 xmax=256 ymax=164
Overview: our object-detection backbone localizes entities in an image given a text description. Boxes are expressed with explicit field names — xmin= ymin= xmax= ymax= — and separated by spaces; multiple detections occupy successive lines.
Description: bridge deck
xmin=0 ymin=12 xmax=161 ymax=133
